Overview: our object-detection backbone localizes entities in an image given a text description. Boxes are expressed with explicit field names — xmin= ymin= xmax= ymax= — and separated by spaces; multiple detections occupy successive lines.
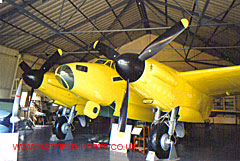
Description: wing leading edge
xmin=179 ymin=65 xmax=240 ymax=96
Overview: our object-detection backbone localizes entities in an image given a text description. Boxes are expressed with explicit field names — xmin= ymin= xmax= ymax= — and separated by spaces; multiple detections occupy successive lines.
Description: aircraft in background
xmin=55 ymin=18 xmax=240 ymax=159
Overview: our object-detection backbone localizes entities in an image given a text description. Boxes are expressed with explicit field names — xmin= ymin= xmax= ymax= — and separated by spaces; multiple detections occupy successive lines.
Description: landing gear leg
xmin=52 ymin=106 xmax=67 ymax=135
xmin=147 ymin=107 xmax=181 ymax=160
xmin=51 ymin=105 xmax=76 ymax=141
xmin=167 ymin=107 xmax=179 ymax=160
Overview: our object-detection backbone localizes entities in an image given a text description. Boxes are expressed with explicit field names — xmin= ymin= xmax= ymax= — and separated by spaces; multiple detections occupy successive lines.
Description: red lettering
xmin=100 ymin=144 xmax=108 ymax=151
xmin=50 ymin=144 xmax=54 ymax=150
xmin=72 ymin=144 xmax=77 ymax=150
xmin=54 ymin=144 xmax=58 ymax=150
xmin=81 ymin=144 xmax=86 ymax=150
xmin=87 ymin=144 xmax=92 ymax=150
xmin=62 ymin=144 xmax=67 ymax=150
xmin=13 ymin=144 xmax=19 ymax=150
xmin=45 ymin=144 xmax=49 ymax=150
xmin=38 ymin=144 xmax=45 ymax=150
xmin=92 ymin=144 xmax=98 ymax=150
xmin=117 ymin=144 xmax=123 ymax=150
xmin=111 ymin=144 xmax=116 ymax=150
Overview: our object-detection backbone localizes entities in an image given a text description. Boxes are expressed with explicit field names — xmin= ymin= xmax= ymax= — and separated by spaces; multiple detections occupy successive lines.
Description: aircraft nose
xmin=55 ymin=65 xmax=74 ymax=90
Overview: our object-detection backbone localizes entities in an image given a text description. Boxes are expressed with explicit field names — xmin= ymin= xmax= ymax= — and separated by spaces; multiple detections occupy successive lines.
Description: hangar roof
xmin=0 ymin=0 xmax=240 ymax=66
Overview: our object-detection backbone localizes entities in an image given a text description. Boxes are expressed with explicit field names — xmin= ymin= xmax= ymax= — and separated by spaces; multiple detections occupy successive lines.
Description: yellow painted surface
xmin=131 ymin=59 xmax=210 ymax=122
xmin=53 ymin=57 xmax=240 ymax=124
xmin=55 ymin=61 xmax=154 ymax=122
xmin=83 ymin=101 xmax=100 ymax=119
xmin=179 ymin=66 xmax=240 ymax=96
xmin=37 ymin=72 xmax=86 ymax=115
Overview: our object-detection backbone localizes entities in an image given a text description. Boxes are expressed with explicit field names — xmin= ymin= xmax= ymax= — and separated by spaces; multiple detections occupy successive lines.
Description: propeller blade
xmin=118 ymin=79 xmax=129 ymax=132
xmin=19 ymin=61 xmax=31 ymax=73
xmin=10 ymin=79 xmax=23 ymax=132
xmin=40 ymin=49 xmax=63 ymax=74
xmin=138 ymin=18 xmax=189 ymax=61
xmin=93 ymin=40 xmax=120 ymax=60
xmin=26 ymin=88 xmax=34 ymax=119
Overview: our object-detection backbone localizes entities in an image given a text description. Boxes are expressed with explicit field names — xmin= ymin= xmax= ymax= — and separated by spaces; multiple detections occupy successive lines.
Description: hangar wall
xmin=0 ymin=45 xmax=19 ymax=98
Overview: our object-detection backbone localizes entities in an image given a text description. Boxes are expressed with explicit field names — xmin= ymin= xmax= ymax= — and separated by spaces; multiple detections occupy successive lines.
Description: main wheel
xmin=55 ymin=116 xmax=68 ymax=140
xmin=148 ymin=122 xmax=170 ymax=159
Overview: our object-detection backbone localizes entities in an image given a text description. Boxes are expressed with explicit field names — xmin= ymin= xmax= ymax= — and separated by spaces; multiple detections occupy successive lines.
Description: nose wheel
xmin=51 ymin=105 xmax=76 ymax=141
xmin=55 ymin=116 xmax=68 ymax=140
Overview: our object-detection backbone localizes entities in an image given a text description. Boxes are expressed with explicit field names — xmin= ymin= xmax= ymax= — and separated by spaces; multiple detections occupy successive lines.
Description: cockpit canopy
xmin=55 ymin=65 xmax=74 ymax=90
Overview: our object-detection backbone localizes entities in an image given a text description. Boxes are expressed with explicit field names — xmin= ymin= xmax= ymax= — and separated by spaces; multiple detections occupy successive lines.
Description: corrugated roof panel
xmin=225 ymin=4 xmax=240 ymax=23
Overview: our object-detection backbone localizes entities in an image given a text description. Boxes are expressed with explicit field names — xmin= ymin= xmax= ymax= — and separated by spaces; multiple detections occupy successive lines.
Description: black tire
xmin=148 ymin=122 xmax=169 ymax=159
xmin=55 ymin=116 xmax=68 ymax=140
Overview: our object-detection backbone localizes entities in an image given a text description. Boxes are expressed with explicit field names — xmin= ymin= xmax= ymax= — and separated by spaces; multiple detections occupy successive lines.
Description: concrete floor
xmin=17 ymin=124 xmax=240 ymax=161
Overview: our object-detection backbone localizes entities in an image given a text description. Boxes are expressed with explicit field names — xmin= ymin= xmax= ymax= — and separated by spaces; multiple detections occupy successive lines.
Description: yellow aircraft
xmin=54 ymin=18 xmax=240 ymax=159
xmin=19 ymin=49 xmax=153 ymax=140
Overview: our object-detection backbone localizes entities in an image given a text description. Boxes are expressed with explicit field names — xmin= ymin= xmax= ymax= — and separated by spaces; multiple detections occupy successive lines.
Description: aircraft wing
xmin=179 ymin=65 xmax=240 ymax=96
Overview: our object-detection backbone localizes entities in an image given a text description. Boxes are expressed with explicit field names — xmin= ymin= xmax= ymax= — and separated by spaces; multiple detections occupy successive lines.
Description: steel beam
xmin=189 ymin=60 xmax=226 ymax=67
xmin=165 ymin=0 xmax=168 ymax=25
xmin=0 ymin=0 xmax=38 ymax=19
xmin=96 ymin=0 xmax=134 ymax=43
xmin=151 ymin=0 xmax=236 ymax=25
xmin=190 ymin=0 xmax=237 ymax=60
xmin=68 ymin=0 xmax=116 ymax=48
xmin=136 ymin=0 xmax=151 ymax=34
xmin=173 ymin=0 xmax=198 ymax=22
xmin=0 ymin=18 xmax=62 ymax=50
xmin=21 ymin=0 xmax=129 ymax=53
xmin=146 ymin=0 xmax=233 ymax=64
xmin=199 ymin=0 xmax=238 ymax=54
xmin=88 ymin=20 xmax=143 ymax=49
xmin=105 ymin=0 xmax=132 ymax=41
xmin=183 ymin=0 xmax=197 ymax=46
xmin=6 ymin=0 xmax=85 ymax=51
xmin=27 ymin=3 xmax=87 ymax=46
xmin=185 ymin=0 xmax=210 ymax=59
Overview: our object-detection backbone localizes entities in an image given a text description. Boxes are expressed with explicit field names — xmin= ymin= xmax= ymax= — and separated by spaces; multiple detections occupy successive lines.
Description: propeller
xmin=19 ymin=49 xmax=63 ymax=90
xmin=93 ymin=40 xmax=120 ymax=60
xmin=19 ymin=49 xmax=63 ymax=118
xmin=10 ymin=79 xmax=23 ymax=133
xmin=93 ymin=19 xmax=189 ymax=132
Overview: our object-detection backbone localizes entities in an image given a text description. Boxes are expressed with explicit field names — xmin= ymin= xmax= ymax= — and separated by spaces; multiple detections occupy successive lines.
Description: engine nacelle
xmin=83 ymin=101 xmax=100 ymax=119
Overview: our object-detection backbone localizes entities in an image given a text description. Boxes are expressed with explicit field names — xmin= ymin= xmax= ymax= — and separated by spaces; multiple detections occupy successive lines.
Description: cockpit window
xmin=95 ymin=59 xmax=114 ymax=69
xmin=111 ymin=63 xmax=115 ymax=69
xmin=56 ymin=65 xmax=74 ymax=90
xmin=76 ymin=65 xmax=88 ymax=72
xmin=95 ymin=60 xmax=106 ymax=64
xmin=105 ymin=61 xmax=111 ymax=67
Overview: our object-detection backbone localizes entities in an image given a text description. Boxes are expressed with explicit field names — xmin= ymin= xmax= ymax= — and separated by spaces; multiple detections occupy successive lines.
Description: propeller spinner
xmin=93 ymin=19 xmax=189 ymax=132
xmin=19 ymin=49 xmax=63 ymax=89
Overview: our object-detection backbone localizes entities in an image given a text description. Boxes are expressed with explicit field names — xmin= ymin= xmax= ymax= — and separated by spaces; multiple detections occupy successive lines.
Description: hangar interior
xmin=0 ymin=0 xmax=240 ymax=161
